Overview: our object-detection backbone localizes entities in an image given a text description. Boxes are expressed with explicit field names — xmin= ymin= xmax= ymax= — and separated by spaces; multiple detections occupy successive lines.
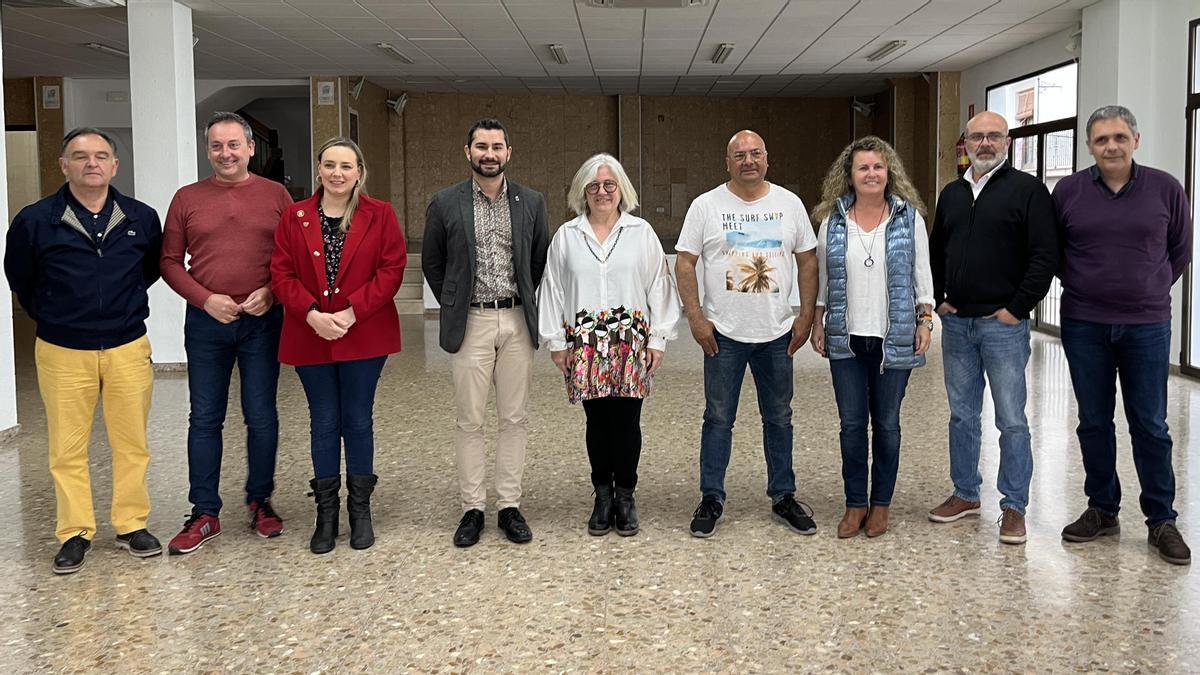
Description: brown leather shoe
xmin=865 ymin=506 xmax=889 ymax=538
xmin=999 ymin=508 xmax=1027 ymax=545
xmin=837 ymin=507 xmax=869 ymax=539
xmin=928 ymin=495 xmax=982 ymax=523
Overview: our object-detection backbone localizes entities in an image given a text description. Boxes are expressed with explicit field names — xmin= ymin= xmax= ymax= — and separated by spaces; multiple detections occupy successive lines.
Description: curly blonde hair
xmin=811 ymin=136 xmax=925 ymax=225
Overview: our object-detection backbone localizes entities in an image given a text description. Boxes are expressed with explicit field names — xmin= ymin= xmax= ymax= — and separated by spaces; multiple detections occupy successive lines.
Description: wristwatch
xmin=918 ymin=317 xmax=934 ymax=332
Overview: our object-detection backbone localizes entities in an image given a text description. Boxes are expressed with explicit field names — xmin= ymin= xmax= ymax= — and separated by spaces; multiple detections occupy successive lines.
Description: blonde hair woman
xmin=271 ymin=138 xmax=407 ymax=554
xmin=810 ymin=136 xmax=933 ymax=539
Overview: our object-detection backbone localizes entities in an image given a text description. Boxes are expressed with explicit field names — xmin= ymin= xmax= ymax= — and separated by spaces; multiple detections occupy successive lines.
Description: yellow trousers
xmin=35 ymin=336 xmax=154 ymax=543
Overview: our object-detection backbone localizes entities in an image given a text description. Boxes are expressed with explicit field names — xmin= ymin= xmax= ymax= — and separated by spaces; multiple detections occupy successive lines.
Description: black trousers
xmin=581 ymin=396 xmax=644 ymax=489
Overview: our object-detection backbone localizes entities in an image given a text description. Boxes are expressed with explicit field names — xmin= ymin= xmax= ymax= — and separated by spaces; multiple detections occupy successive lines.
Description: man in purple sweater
xmin=1053 ymin=105 xmax=1193 ymax=565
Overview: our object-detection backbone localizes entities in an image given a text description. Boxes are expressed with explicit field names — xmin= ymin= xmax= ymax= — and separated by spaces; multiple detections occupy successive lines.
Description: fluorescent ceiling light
xmin=865 ymin=40 xmax=906 ymax=62
xmin=86 ymin=42 xmax=128 ymax=58
xmin=711 ymin=43 xmax=734 ymax=64
xmin=376 ymin=42 xmax=414 ymax=65
xmin=66 ymin=0 xmax=125 ymax=6
xmin=548 ymin=44 xmax=568 ymax=65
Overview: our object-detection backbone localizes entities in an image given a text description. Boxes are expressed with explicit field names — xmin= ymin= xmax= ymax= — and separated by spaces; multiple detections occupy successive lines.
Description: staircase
xmin=396 ymin=252 xmax=426 ymax=314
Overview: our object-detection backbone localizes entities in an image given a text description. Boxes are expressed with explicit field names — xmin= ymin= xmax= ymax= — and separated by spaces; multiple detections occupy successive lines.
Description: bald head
xmin=966 ymin=110 xmax=1008 ymax=136
xmin=963 ymin=111 xmax=1009 ymax=177
xmin=727 ymin=130 xmax=765 ymax=155
xmin=725 ymin=130 xmax=769 ymax=192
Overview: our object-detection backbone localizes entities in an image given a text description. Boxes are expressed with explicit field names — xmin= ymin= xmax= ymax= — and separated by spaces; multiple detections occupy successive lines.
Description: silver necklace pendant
xmin=863 ymin=255 xmax=875 ymax=268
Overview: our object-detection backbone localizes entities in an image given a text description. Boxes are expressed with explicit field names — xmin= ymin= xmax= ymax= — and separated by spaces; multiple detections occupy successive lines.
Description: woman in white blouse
xmin=537 ymin=153 xmax=681 ymax=537
xmin=809 ymin=136 xmax=934 ymax=539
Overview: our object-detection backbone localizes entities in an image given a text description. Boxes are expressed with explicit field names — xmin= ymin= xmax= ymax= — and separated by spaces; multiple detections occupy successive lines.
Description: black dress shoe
xmin=115 ymin=529 xmax=163 ymax=557
xmin=454 ymin=509 xmax=485 ymax=548
xmin=498 ymin=507 xmax=533 ymax=544
xmin=52 ymin=535 xmax=91 ymax=575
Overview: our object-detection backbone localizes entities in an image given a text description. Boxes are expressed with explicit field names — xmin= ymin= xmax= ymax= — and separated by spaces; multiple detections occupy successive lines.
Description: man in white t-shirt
xmin=675 ymin=130 xmax=820 ymax=539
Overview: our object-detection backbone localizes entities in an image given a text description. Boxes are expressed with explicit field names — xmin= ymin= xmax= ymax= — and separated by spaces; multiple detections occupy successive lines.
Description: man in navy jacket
xmin=4 ymin=127 xmax=164 ymax=575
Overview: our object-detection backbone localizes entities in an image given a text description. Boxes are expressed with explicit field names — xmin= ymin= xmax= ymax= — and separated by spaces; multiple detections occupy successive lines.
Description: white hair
xmin=566 ymin=153 xmax=639 ymax=216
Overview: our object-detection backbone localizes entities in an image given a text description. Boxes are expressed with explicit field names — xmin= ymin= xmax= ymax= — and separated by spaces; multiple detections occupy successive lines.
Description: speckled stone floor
xmin=3 ymin=312 xmax=1199 ymax=673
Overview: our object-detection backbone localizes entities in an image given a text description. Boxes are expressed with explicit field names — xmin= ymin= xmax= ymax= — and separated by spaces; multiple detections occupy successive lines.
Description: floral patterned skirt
xmin=563 ymin=306 xmax=652 ymax=403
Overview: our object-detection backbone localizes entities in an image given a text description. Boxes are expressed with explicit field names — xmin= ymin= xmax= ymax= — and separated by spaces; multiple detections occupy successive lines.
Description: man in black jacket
xmin=4 ymin=127 xmax=164 ymax=574
xmin=421 ymin=118 xmax=550 ymax=548
xmin=926 ymin=111 xmax=1058 ymax=545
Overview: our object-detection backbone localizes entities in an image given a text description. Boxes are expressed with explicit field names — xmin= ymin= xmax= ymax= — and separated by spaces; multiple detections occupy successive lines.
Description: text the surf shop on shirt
xmin=721 ymin=211 xmax=788 ymax=294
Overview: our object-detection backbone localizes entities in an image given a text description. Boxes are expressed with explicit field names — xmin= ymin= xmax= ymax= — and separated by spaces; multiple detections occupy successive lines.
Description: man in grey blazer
xmin=422 ymin=118 xmax=550 ymax=548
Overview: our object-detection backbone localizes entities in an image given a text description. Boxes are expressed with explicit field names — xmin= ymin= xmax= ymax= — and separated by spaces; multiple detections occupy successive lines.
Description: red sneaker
xmin=168 ymin=513 xmax=221 ymax=555
xmin=249 ymin=500 xmax=284 ymax=538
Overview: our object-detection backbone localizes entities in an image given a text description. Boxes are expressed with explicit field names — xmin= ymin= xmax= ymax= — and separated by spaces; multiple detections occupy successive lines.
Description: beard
xmin=967 ymin=150 xmax=1004 ymax=175
xmin=471 ymin=158 xmax=507 ymax=177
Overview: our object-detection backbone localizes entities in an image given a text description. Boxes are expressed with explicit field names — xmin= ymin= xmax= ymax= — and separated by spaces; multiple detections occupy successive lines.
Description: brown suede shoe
xmin=837 ymin=507 xmax=869 ymax=539
xmin=928 ymin=495 xmax=982 ymax=523
xmin=865 ymin=506 xmax=889 ymax=538
xmin=999 ymin=508 xmax=1027 ymax=545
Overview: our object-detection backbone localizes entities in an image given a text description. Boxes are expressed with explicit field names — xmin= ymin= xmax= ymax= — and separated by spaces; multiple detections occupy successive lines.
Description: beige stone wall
xmin=354 ymin=78 xmax=391 ymax=204
xmin=639 ymin=96 xmax=851 ymax=248
xmin=34 ymin=76 xmax=64 ymax=198
xmin=382 ymin=93 xmax=855 ymax=248
xmin=397 ymin=93 xmax=619 ymax=246
xmin=3 ymin=78 xmax=35 ymax=128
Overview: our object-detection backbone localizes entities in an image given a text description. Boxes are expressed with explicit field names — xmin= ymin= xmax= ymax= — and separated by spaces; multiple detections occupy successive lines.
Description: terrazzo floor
xmin=3 ymin=313 xmax=1200 ymax=673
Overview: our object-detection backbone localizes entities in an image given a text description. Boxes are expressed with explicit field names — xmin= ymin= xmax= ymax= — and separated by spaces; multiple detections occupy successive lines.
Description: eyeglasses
xmin=585 ymin=180 xmax=619 ymax=195
xmin=965 ymin=132 xmax=1007 ymax=144
xmin=730 ymin=149 xmax=766 ymax=162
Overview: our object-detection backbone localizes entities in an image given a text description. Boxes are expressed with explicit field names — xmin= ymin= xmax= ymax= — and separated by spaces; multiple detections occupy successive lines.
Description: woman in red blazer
xmin=271 ymin=137 xmax=406 ymax=554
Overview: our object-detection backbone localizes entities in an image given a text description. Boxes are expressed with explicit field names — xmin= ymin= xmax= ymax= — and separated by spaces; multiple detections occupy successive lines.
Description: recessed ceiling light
xmin=548 ymin=44 xmax=568 ymax=65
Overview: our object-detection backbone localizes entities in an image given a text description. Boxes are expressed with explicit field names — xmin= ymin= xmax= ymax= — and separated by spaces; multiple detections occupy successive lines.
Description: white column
xmin=127 ymin=0 xmax=197 ymax=364
xmin=0 ymin=11 xmax=18 ymax=434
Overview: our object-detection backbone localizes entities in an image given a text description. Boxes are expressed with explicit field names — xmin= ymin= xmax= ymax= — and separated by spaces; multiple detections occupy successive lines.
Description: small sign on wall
xmin=317 ymin=81 xmax=336 ymax=106
xmin=42 ymin=85 xmax=61 ymax=110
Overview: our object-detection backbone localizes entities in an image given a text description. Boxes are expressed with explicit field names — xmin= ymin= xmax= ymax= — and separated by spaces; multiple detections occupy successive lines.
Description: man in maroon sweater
xmin=160 ymin=112 xmax=293 ymax=554
xmin=1053 ymin=105 xmax=1193 ymax=565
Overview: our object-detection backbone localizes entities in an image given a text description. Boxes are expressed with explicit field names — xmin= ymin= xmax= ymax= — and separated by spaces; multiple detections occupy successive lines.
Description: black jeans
xmin=582 ymin=396 xmax=644 ymax=489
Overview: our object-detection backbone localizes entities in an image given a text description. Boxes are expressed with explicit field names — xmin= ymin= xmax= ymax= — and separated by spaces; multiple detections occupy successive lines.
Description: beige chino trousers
xmin=451 ymin=306 xmax=533 ymax=512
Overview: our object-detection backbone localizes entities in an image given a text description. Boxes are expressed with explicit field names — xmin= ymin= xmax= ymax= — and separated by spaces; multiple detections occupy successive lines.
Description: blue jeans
xmin=184 ymin=304 xmax=282 ymax=516
xmin=829 ymin=336 xmax=912 ymax=508
xmin=1060 ymin=318 xmax=1175 ymax=526
xmin=295 ymin=356 xmax=387 ymax=480
xmin=941 ymin=314 xmax=1032 ymax=514
xmin=700 ymin=331 xmax=795 ymax=503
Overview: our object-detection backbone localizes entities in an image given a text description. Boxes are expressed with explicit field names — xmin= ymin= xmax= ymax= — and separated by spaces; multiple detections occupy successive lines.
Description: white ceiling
xmin=0 ymin=0 xmax=1094 ymax=97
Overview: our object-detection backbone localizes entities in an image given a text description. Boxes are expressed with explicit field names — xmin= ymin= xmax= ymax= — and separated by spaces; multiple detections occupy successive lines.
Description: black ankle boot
xmin=588 ymin=484 xmax=614 ymax=536
xmin=614 ymin=486 xmax=639 ymax=536
xmin=346 ymin=473 xmax=378 ymax=550
xmin=308 ymin=476 xmax=341 ymax=554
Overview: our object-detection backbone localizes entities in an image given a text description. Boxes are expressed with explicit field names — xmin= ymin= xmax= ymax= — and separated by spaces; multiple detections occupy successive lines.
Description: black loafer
xmin=453 ymin=509 xmax=485 ymax=548
xmin=52 ymin=535 xmax=91 ymax=575
xmin=498 ymin=507 xmax=533 ymax=544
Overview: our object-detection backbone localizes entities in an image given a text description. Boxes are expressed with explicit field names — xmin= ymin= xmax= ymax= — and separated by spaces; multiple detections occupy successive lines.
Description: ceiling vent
xmin=587 ymin=0 xmax=708 ymax=8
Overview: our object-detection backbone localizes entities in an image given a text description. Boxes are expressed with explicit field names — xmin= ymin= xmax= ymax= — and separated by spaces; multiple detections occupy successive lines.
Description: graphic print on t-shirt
xmin=722 ymin=211 xmax=785 ymax=294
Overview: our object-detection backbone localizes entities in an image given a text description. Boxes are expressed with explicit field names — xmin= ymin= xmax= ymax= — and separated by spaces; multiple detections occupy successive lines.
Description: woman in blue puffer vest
xmin=809 ymin=136 xmax=934 ymax=539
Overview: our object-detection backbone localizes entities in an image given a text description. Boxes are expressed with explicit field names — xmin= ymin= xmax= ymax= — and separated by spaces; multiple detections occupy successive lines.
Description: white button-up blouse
xmin=537 ymin=211 xmax=681 ymax=353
